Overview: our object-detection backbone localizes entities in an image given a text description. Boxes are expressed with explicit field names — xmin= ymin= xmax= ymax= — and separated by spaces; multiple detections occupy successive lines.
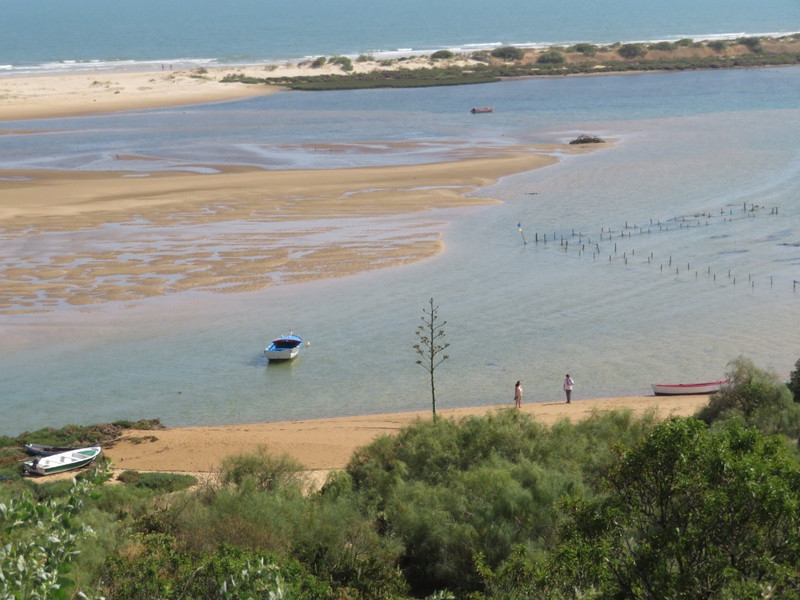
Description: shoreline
xmin=3 ymin=33 xmax=800 ymax=122
xmin=0 ymin=149 xmax=567 ymax=315
xmin=102 ymin=394 xmax=712 ymax=484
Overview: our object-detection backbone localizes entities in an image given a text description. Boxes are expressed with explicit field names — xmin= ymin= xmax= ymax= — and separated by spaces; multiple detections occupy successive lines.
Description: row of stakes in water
xmin=519 ymin=202 xmax=798 ymax=292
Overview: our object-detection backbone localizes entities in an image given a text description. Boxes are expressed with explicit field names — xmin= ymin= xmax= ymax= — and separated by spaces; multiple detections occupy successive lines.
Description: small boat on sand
xmin=651 ymin=380 xmax=728 ymax=396
xmin=265 ymin=332 xmax=303 ymax=361
xmin=471 ymin=107 xmax=493 ymax=113
xmin=23 ymin=446 xmax=102 ymax=476
xmin=25 ymin=443 xmax=81 ymax=457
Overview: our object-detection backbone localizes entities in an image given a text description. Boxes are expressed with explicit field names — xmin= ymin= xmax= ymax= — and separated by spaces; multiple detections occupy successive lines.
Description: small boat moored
xmin=24 ymin=442 xmax=81 ymax=457
xmin=265 ymin=332 xmax=303 ymax=361
xmin=651 ymin=380 xmax=729 ymax=396
xmin=23 ymin=446 xmax=102 ymax=476
xmin=471 ymin=107 xmax=493 ymax=113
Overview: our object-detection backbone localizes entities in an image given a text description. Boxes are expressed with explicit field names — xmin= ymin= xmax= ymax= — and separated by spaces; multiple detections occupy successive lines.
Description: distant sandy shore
xmin=0 ymin=58 xmax=472 ymax=121
xmin=103 ymin=395 xmax=710 ymax=486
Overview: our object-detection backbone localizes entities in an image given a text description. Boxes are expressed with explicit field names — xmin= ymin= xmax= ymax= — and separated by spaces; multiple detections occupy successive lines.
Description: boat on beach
xmin=24 ymin=442 xmax=81 ymax=457
xmin=23 ymin=446 xmax=102 ymax=476
xmin=471 ymin=107 xmax=493 ymax=113
xmin=651 ymin=380 xmax=729 ymax=396
xmin=265 ymin=332 xmax=303 ymax=361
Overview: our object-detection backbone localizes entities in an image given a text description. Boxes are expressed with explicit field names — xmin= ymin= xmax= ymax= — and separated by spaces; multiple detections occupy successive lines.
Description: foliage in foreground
xmin=529 ymin=418 xmax=800 ymax=599
xmin=4 ymin=357 xmax=800 ymax=599
xmin=697 ymin=355 xmax=800 ymax=436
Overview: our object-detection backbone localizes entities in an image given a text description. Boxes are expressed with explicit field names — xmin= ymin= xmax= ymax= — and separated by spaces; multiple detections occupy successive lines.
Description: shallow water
xmin=1 ymin=69 xmax=800 ymax=436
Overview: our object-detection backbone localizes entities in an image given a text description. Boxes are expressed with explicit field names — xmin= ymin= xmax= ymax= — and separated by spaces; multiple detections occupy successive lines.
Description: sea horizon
xmin=2 ymin=0 xmax=800 ymax=75
xmin=3 ymin=28 xmax=799 ymax=77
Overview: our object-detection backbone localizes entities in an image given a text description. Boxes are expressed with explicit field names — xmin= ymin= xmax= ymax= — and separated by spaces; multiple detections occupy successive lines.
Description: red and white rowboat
xmin=651 ymin=380 xmax=729 ymax=396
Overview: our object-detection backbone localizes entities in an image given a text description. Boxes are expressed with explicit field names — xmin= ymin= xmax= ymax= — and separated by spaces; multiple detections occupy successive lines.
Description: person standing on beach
xmin=563 ymin=374 xmax=574 ymax=403
xmin=514 ymin=381 xmax=522 ymax=408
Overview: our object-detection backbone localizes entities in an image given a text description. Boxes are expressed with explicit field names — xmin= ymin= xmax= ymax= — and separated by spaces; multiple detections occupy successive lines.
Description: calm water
xmin=2 ymin=67 xmax=800 ymax=436
xmin=1 ymin=1 xmax=800 ymax=435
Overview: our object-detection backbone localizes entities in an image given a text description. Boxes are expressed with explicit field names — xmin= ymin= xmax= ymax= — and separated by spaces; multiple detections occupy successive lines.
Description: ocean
xmin=1 ymin=2 xmax=800 ymax=436
xmin=2 ymin=0 xmax=800 ymax=73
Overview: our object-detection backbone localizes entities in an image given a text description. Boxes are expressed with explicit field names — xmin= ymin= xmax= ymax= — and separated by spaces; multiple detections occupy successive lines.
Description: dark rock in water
xmin=569 ymin=134 xmax=605 ymax=144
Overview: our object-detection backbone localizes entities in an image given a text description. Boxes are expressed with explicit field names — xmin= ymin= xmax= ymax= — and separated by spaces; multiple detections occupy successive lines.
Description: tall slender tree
xmin=413 ymin=297 xmax=450 ymax=420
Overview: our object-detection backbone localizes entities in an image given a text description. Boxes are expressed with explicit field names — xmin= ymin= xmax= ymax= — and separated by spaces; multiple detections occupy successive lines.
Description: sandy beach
xmin=103 ymin=395 xmax=711 ymax=485
xmin=0 ymin=59 xmax=471 ymax=122
xmin=0 ymin=64 xmax=584 ymax=315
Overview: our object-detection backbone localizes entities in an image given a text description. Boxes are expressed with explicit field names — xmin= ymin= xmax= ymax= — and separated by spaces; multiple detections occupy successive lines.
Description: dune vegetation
xmin=221 ymin=34 xmax=800 ymax=91
xmin=2 ymin=356 xmax=800 ymax=599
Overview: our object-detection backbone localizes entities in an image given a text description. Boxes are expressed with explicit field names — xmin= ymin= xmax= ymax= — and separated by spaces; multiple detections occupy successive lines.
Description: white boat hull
xmin=651 ymin=380 xmax=728 ymax=396
xmin=23 ymin=446 xmax=102 ymax=475
xmin=265 ymin=347 xmax=300 ymax=361
xmin=264 ymin=333 xmax=303 ymax=361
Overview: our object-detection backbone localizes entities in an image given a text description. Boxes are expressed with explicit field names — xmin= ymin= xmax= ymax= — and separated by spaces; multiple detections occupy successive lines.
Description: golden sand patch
xmin=0 ymin=149 xmax=572 ymax=313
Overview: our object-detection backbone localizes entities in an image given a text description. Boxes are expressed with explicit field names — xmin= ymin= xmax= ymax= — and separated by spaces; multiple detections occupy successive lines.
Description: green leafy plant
xmin=0 ymin=477 xmax=100 ymax=600
xmin=536 ymin=50 xmax=565 ymax=64
xmin=490 ymin=46 xmax=524 ymax=61
xmin=431 ymin=50 xmax=455 ymax=60
xmin=618 ymin=43 xmax=647 ymax=58
xmin=788 ymin=357 xmax=800 ymax=401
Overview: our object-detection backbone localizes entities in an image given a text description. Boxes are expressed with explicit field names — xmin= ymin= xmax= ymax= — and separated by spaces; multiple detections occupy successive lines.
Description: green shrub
xmin=789 ymin=358 xmax=800 ymax=401
xmin=330 ymin=55 xmax=353 ymax=71
xmin=537 ymin=50 xmax=565 ymax=64
xmin=738 ymin=36 xmax=764 ymax=53
xmin=431 ymin=50 xmax=455 ymax=60
xmin=695 ymin=356 xmax=800 ymax=437
xmin=543 ymin=418 xmax=800 ymax=600
xmin=573 ymin=43 xmax=597 ymax=56
xmin=219 ymin=446 xmax=307 ymax=492
xmin=311 ymin=56 xmax=327 ymax=68
xmin=708 ymin=40 xmax=727 ymax=52
xmin=649 ymin=41 xmax=676 ymax=51
xmin=116 ymin=469 xmax=196 ymax=492
xmin=491 ymin=46 xmax=525 ymax=61
xmin=618 ymin=43 xmax=647 ymax=59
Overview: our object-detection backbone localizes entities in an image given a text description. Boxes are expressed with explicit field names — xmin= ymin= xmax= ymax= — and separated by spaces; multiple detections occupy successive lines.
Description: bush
xmin=116 ymin=469 xmax=196 ymax=492
xmin=708 ymin=40 xmax=727 ymax=52
xmin=545 ymin=418 xmax=800 ymax=600
xmin=536 ymin=50 xmax=565 ymax=65
xmin=649 ymin=41 xmax=676 ymax=51
xmin=330 ymin=55 xmax=353 ymax=71
xmin=219 ymin=446 xmax=307 ymax=493
xmin=491 ymin=46 xmax=524 ymax=61
xmin=573 ymin=43 xmax=597 ymax=56
xmin=695 ymin=356 xmax=800 ymax=437
xmin=311 ymin=56 xmax=327 ymax=68
xmin=738 ymin=36 xmax=764 ymax=53
xmin=618 ymin=43 xmax=647 ymax=59
xmin=431 ymin=50 xmax=454 ymax=60
xmin=788 ymin=358 xmax=800 ymax=401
